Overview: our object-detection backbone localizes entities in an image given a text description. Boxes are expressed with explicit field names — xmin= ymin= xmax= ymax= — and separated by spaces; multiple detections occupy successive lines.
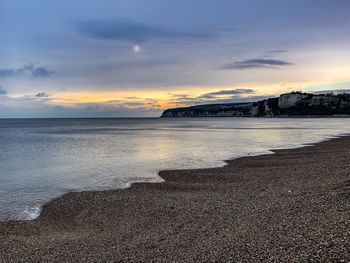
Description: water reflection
xmin=0 ymin=117 xmax=349 ymax=220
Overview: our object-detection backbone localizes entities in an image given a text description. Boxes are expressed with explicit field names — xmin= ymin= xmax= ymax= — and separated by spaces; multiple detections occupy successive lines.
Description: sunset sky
xmin=1 ymin=0 xmax=350 ymax=117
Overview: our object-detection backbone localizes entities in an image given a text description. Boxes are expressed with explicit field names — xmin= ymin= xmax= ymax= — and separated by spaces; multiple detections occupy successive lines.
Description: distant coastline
xmin=161 ymin=91 xmax=350 ymax=117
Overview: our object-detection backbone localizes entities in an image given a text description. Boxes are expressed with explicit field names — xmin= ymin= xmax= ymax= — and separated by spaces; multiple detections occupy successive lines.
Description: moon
xmin=133 ymin=45 xmax=141 ymax=53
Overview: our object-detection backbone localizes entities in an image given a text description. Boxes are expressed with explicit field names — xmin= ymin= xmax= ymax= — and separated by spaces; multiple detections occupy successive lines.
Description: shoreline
xmin=1 ymin=136 xmax=350 ymax=261
xmin=161 ymin=115 xmax=350 ymax=118
xmin=0 ymin=131 xmax=339 ymax=223
xmin=6 ymin=135 xmax=328 ymax=222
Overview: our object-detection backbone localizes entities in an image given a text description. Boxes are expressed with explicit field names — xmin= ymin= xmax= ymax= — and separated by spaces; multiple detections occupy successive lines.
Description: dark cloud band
xmin=170 ymin=89 xmax=259 ymax=105
xmin=35 ymin=92 xmax=50 ymax=98
xmin=0 ymin=87 xmax=7 ymax=95
xmin=204 ymin=89 xmax=255 ymax=96
xmin=223 ymin=58 xmax=293 ymax=70
xmin=0 ymin=64 xmax=54 ymax=78
xmin=78 ymin=19 xmax=216 ymax=43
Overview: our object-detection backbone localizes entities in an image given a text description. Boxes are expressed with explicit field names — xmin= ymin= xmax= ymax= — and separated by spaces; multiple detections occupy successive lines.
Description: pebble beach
xmin=1 ymin=136 xmax=350 ymax=262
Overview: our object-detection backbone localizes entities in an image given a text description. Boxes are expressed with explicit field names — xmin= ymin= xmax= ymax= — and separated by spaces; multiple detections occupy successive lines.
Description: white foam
xmin=21 ymin=205 xmax=41 ymax=220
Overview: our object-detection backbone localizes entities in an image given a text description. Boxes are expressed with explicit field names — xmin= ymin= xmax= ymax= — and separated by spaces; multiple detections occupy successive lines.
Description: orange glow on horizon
xmin=48 ymin=83 xmax=294 ymax=109
xmin=10 ymin=80 xmax=349 ymax=111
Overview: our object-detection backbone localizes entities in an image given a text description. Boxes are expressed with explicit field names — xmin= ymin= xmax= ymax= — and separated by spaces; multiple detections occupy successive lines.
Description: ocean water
xmin=0 ymin=117 xmax=349 ymax=220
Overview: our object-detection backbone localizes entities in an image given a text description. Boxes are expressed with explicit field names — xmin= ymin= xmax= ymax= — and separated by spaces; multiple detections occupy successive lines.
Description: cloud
xmin=197 ymin=89 xmax=255 ymax=99
xmin=313 ymin=89 xmax=350 ymax=95
xmin=168 ymin=89 xmax=263 ymax=106
xmin=170 ymin=94 xmax=268 ymax=106
xmin=0 ymin=64 xmax=54 ymax=78
xmin=35 ymin=92 xmax=50 ymax=98
xmin=0 ymin=87 xmax=267 ymax=117
xmin=265 ymin=50 xmax=288 ymax=54
xmin=222 ymin=58 xmax=293 ymax=70
xmin=203 ymin=89 xmax=255 ymax=96
xmin=78 ymin=19 xmax=215 ymax=43
xmin=304 ymin=81 xmax=350 ymax=93
xmin=31 ymin=66 xmax=54 ymax=77
xmin=0 ymin=93 xmax=162 ymax=118
xmin=0 ymin=87 xmax=7 ymax=95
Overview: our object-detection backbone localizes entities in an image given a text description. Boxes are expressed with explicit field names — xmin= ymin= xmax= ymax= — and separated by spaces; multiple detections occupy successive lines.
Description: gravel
xmin=1 ymin=136 xmax=350 ymax=262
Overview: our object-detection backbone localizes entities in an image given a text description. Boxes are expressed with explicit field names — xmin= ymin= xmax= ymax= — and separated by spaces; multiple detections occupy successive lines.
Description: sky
xmin=1 ymin=0 xmax=350 ymax=117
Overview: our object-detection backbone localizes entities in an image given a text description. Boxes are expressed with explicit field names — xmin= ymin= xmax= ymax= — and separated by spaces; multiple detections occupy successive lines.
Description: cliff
xmin=161 ymin=92 xmax=350 ymax=117
xmin=161 ymin=103 xmax=252 ymax=117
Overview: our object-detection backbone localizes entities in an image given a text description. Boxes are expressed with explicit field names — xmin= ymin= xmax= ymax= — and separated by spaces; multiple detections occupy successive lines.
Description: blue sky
xmin=1 ymin=0 xmax=350 ymax=117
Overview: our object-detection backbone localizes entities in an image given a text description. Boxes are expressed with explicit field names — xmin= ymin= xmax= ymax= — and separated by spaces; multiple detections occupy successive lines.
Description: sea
xmin=0 ymin=117 xmax=349 ymax=220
